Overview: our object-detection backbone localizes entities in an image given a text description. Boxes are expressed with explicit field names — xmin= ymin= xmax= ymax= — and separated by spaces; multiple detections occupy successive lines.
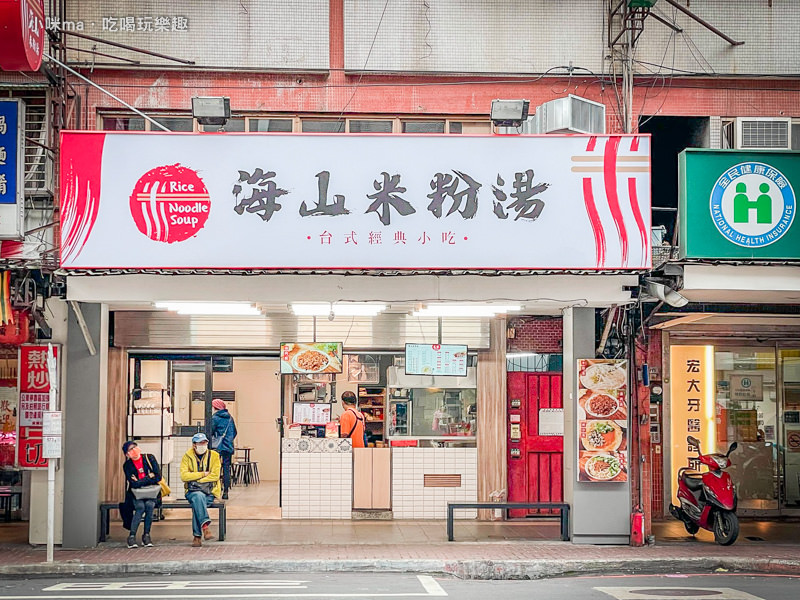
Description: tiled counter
xmin=391 ymin=448 xmax=478 ymax=519
xmin=281 ymin=438 xmax=353 ymax=519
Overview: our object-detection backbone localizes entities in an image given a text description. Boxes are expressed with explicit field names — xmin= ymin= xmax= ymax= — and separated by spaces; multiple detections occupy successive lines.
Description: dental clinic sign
xmin=679 ymin=150 xmax=799 ymax=260
xmin=59 ymin=132 xmax=652 ymax=270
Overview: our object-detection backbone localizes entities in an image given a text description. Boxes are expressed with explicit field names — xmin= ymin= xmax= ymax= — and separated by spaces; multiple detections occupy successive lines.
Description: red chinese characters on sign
xmin=0 ymin=0 xmax=46 ymax=72
xmin=17 ymin=345 xmax=57 ymax=469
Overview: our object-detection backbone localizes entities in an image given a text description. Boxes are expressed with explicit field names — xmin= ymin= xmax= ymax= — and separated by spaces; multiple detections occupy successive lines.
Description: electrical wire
xmin=336 ymin=0 xmax=391 ymax=129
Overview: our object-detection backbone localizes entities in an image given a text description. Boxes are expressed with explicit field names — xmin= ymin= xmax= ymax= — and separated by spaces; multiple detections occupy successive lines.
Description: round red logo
xmin=129 ymin=164 xmax=211 ymax=243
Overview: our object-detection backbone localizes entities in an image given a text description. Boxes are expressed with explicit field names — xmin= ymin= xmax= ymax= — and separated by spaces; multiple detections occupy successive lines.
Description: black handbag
xmin=187 ymin=481 xmax=214 ymax=495
xmin=187 ymin=452 xmax=214 ymax=495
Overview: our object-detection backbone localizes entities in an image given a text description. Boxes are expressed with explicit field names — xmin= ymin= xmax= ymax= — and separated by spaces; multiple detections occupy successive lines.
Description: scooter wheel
xmin=683 ymin=521 xmax=699 ymax=535
xmin=713 ymin=511 xmax=739 ymax=546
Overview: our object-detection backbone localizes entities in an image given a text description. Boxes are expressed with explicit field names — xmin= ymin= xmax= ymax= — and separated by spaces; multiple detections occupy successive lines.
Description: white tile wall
xmin=166 ymin=437 xmax=193 ymax=496
xmin=391 ymin=448 xmax=477 ymax=520
xmin=281 ymin=452 xmax=353 ymax=520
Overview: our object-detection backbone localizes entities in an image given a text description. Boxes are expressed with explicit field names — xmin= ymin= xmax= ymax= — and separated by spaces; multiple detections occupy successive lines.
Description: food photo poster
xmin=576 ymin=359 xmax=628 ymax=483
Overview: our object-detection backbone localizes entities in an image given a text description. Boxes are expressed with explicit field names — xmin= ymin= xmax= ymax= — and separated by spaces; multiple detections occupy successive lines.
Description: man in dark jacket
xmin=210 ymin=399 xmax=237 ymax=499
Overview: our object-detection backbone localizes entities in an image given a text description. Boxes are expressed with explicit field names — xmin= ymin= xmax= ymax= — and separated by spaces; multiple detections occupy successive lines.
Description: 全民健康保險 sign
xmin=679 ymin=149 xmax=798 ymax=260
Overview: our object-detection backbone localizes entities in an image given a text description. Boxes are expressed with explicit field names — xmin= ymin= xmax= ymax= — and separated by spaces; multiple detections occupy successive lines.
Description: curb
xmin=1 ymin=557 xmax=800 ymax=580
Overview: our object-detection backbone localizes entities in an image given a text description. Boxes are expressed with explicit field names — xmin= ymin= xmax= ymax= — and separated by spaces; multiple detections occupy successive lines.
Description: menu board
xmin=280 ymin=342 xmax=343 ymax=374
xmin=292 ymin=402 xmax=332 ymax=425
xmin=576 ymin=359 xmax=628 ymax=483
xmin=405 ymin=344 xmax=468 ymax=376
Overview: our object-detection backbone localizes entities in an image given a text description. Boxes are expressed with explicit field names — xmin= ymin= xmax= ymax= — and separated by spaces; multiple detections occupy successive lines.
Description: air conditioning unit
xmin=534 ymin=94 xmax=606 ymax=135
xmin=735 ymin=117 xmax=791 ymax=150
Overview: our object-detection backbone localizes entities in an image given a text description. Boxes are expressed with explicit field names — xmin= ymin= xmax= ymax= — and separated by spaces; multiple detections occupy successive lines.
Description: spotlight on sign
xmin=192 ymin=97 xmax=231 ymax=127
xmin=490 ymin=99 xmax=530 ymax=127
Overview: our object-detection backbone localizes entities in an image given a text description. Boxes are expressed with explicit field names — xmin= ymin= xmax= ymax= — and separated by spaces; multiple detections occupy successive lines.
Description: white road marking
xmin=416 ymin=576 xmax=448 ymax=597
xmin=44 ymin=581 xmax=307 ymax=591
xmin=594 ymin=587 xmax=765 ymax=600
xmin=27 ymin=574 xmax=448 ymax=599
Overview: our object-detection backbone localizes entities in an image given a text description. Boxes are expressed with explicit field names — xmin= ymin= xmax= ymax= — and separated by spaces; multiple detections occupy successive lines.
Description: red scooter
xmin=669 ymin=435 xmax=739 ymax=545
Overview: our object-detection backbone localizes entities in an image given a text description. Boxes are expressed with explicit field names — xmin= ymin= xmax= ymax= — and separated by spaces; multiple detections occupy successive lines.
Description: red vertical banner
xmin=16 ymin=345 xmax=58 ymax=469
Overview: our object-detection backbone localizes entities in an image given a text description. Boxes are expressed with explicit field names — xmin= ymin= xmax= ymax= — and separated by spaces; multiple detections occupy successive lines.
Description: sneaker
xmin=202 ymin=523 xmax=215 ymax=541
xmin=222 ymin=492 xmax=229 ymax=500
xmin=126 ymin=535 xmax=138 ymax=549
xmin=192 ymin=536 xmax=202 ymax=547
xmin=142 ymin=534 xmax=153 ymax=547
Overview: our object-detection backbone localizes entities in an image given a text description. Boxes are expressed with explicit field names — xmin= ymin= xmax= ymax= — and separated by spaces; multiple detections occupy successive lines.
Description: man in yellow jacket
xmin=180 ymin=432 xmax=222 ymax=547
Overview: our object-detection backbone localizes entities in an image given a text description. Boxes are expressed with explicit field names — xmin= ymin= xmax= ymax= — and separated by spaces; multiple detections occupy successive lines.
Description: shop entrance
xmin=712 ymin=345 xmax=800 ymax=515
xmin=127 ymin=354 xmax=282 ymax=519
xmin=668 ymin=342 xmax=800 ymax=517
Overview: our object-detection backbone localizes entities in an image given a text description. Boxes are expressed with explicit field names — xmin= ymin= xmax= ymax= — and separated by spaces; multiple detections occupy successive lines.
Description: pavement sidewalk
xmin=2 ymin=518 xmax=800 ymax=580
xmin=1 ymin=537 xmax=799 ymax=580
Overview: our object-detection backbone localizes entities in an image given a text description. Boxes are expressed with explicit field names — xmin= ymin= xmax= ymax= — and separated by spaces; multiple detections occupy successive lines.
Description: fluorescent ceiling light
xmin=412 ymin=304 xmax=521 ymax=317
xmin=290 ymin=303 xmax=387 ymax=316
xmin=155 ymin=302 xmax=261 ymax=316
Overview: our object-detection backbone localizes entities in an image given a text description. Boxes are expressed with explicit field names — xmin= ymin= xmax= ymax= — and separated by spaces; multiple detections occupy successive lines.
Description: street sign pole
xmin=45 ymin=344 xmax=59 ymax=563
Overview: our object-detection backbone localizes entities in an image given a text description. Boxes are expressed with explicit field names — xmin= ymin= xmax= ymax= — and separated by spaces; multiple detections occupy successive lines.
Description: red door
xmin=507 ymin=372 xmax=563 ymax=517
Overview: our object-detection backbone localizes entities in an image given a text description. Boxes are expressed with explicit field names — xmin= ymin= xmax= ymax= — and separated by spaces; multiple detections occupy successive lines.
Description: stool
xmin=235 ymin=461 xmax=260 ymax=486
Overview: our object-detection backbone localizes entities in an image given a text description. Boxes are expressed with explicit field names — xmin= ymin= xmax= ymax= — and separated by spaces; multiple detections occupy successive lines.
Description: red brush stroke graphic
xmin=603 ymin=136 xmax=628 ymax=266
xmin=630 ymin=136 xmax=639 ymax=152
xmin=586 ymin=137 xmax=597 ymax=152
xmin=583 ymin=178 xmax=606 ymax=268
xmin=627 ymin=178 xmax=648 ymax=267
xmin=60 ymin=133 xmax=105 ymax=265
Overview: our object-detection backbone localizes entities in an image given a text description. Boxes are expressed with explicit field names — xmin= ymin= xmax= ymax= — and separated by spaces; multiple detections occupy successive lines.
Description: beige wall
xmin=214 ymin=360 xmax=282 ymax=481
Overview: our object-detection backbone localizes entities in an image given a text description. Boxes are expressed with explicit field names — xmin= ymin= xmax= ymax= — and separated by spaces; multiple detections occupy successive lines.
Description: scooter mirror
xmin=686 ymin=435 xmax=701 ymax=450
xmin=727 ymin=441 xmax=738 ymax=456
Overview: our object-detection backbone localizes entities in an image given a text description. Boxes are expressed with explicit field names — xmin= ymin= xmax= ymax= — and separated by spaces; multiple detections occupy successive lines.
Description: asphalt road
xmin=0 ymin=573 xmax=798 ymax=600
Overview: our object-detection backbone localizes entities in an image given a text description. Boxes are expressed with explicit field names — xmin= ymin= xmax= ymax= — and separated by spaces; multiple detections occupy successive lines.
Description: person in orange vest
xmin=339 ymin=391 xmax=367 ymax=448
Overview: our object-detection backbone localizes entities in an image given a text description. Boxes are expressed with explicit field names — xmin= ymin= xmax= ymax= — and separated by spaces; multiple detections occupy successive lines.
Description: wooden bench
xmin=447 ymin=502 xmax=570 ymax=542
xmin=99 ymin=499 xmax=226 ymax=542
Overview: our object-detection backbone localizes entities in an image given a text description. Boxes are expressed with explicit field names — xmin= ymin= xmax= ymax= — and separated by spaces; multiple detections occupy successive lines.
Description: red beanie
xmin=212 ymin=398 xmax=226 ymax=410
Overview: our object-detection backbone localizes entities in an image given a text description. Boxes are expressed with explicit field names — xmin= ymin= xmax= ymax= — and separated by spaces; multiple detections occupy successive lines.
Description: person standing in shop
xmin=339 ymin=391 xmax=366 ymax=448
xmin=210 ymin=398 xmax=237 ymax=500
xmin=180 ymin=432 xmax=221 ymax=547
xmin=121 ymin=440 xmax=162 ymax=549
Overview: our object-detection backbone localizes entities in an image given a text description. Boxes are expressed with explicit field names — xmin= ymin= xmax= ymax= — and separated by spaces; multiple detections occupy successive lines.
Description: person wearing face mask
xmin=180 ymin=432 xmax=221 ymax=547
xmin=121 ymin=440 xmax=162 ymax=549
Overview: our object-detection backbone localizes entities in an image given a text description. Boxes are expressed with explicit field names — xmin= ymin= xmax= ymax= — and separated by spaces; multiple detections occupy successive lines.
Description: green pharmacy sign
xmin=679 ymin=150 xmax=799 ymax=260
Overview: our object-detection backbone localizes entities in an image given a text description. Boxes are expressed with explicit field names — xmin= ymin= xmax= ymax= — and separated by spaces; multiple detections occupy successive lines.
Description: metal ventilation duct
xmin=533 ymin=94 xmax=606 ymax=135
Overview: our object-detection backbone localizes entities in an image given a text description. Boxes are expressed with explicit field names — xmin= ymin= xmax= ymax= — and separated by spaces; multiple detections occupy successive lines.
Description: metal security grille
xmin=1 ymin=89 xmax=53 ymax=196
xmin=112 ymin=311 xmax=491 ymax=350
xmin=740 ymin=120 xmax=790 ymax=149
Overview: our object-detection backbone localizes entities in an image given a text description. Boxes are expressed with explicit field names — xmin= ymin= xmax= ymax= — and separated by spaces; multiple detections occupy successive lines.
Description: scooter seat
xmin=682 ymin=473 xmax=704 ymax=492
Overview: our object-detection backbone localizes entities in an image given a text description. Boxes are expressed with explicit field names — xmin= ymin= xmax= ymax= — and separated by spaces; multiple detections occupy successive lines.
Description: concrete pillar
xmin=62 ymin=302 xmax=108 ymax=548
xmin=28 ymin=299 xmax=68 ymax=545
xmin=563 ymin=307 xmax=630 ymax=544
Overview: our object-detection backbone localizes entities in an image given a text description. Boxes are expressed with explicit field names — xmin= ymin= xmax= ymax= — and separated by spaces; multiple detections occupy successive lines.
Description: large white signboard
xmin=60 ymin=133 xmax=651 ymax=270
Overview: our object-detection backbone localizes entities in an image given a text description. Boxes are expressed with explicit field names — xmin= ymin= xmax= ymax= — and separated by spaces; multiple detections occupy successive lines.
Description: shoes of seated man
xmin=202 ymin=524 xmax=215 ymax=541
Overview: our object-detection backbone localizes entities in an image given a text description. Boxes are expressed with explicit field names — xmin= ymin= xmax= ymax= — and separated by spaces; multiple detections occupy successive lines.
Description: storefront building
xmin=51 ymin=130 xmax=651 ymax=546
xmin=651 ymin=149 xmax=800 ymax=518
